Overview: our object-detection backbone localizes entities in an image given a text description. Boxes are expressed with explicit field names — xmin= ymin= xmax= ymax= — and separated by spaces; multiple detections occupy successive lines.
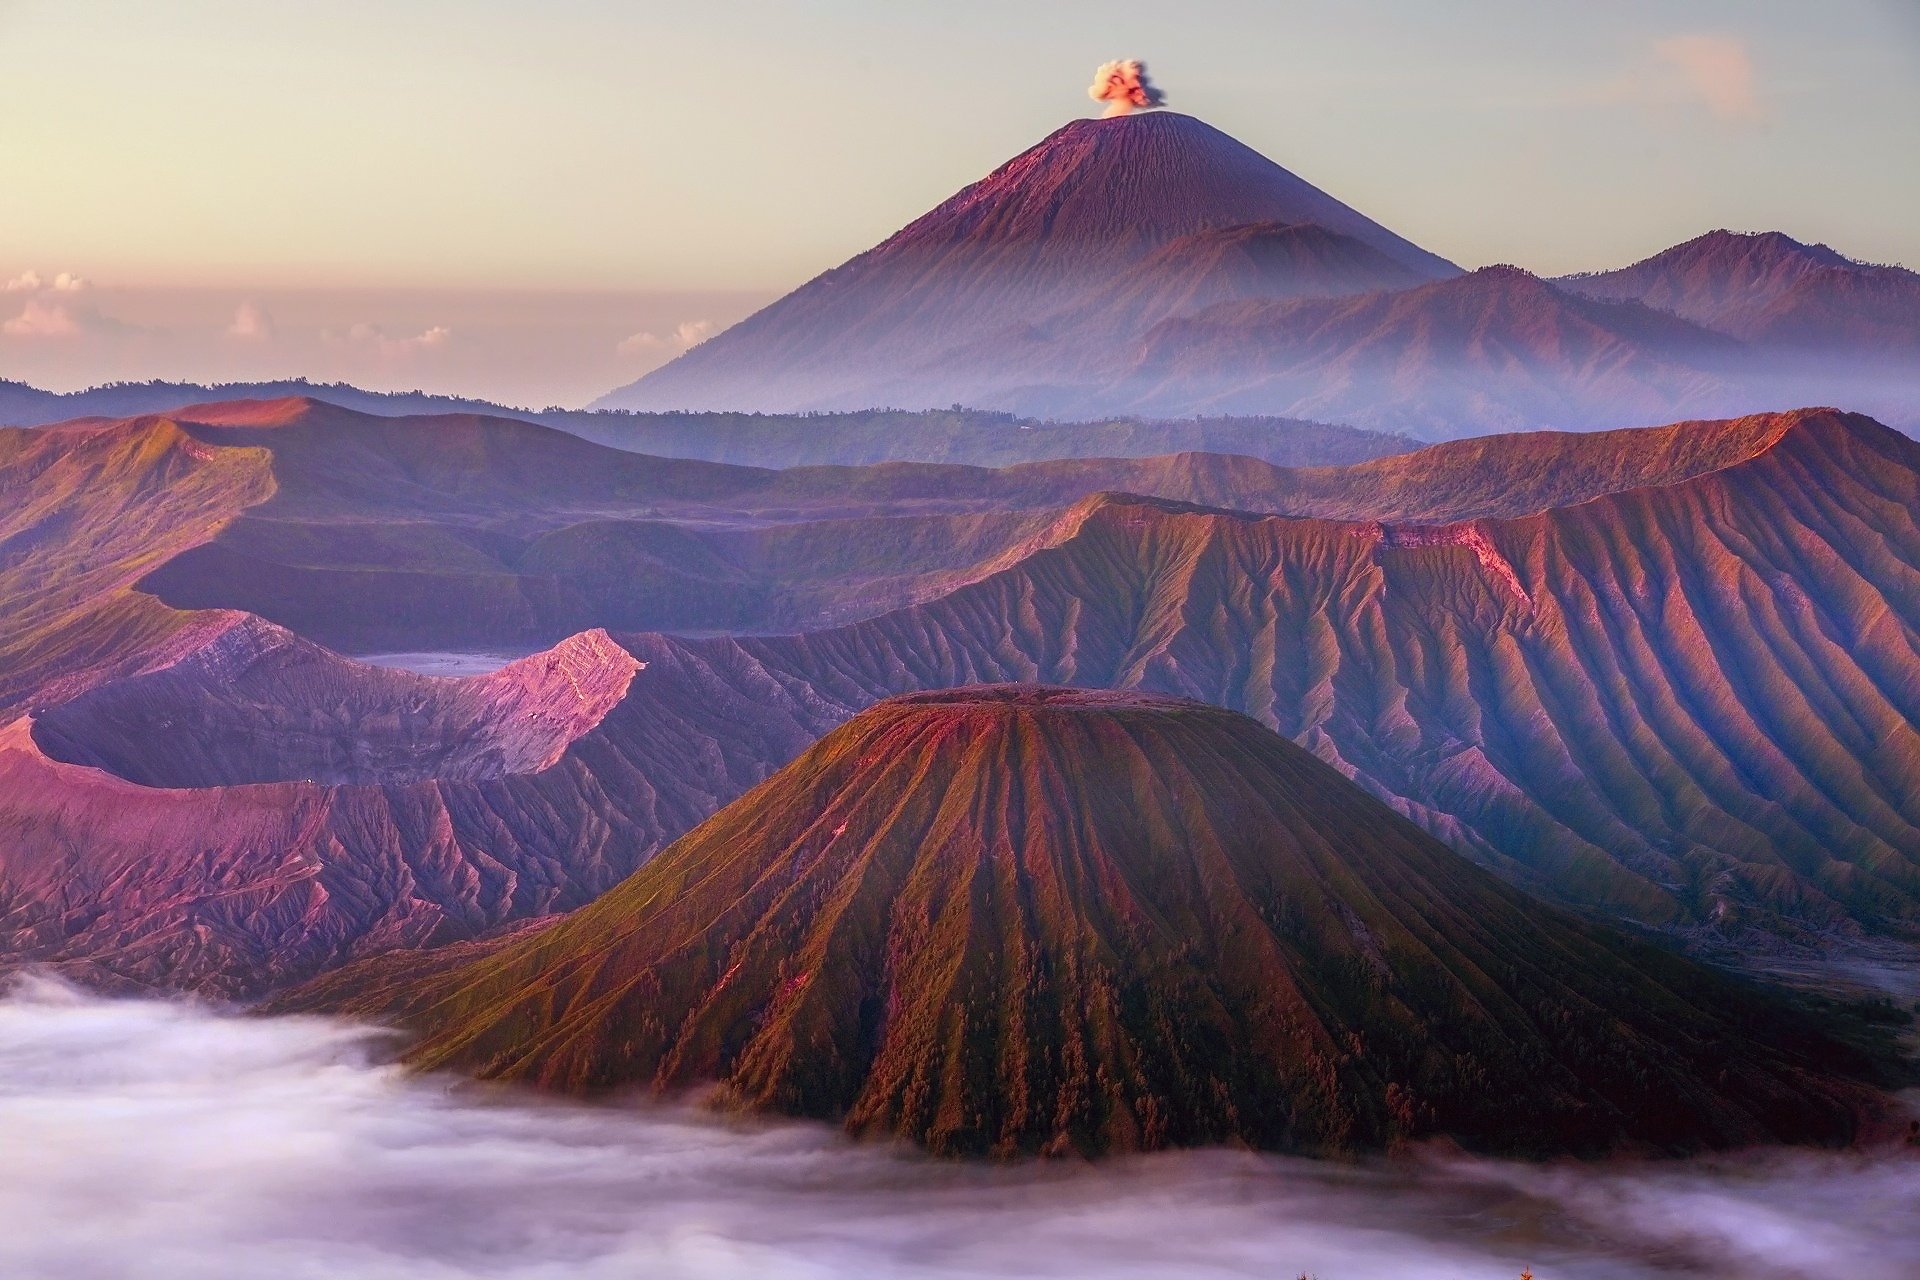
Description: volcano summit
xmin=597 ymin=110 xmax=1458 ymax=414
xmin=289 ymin=686 xmax=1894 ymax=1159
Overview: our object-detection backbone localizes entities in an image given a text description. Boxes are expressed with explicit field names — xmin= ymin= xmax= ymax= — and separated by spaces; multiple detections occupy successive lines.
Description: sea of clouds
xmin=0 ymin=973 xmax=1914 ymax=1280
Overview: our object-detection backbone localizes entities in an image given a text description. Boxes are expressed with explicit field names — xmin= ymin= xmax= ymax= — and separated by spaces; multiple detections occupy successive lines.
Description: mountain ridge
xmin=4 ymin=405 xmax=1918 ymax=995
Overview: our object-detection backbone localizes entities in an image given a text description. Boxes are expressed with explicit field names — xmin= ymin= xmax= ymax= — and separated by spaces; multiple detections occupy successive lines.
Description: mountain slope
xmin=531 ymin=408 xmax=1920 ymax=946
xmin=1065 ymin=265 xmax=1747 ymax=434
xmin=601 ymin=112 xmax=1457 ymax=412
xmin=124 ymin=397 xmax=1741 ymax=652
xmin=1040 ymin=220 xmax=1432 ymax=341
xmin=287 ymin=686 xmax=1892 ymax=1158
xmin=1561 ymin=230 xmax=1920 ymax=357
xmin=6 ymin=406 xmax=1920 ymax=995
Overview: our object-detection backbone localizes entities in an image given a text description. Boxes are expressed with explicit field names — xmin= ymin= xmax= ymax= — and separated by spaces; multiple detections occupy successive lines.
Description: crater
xmin=29 ymin=619 xmax=640 ymax=788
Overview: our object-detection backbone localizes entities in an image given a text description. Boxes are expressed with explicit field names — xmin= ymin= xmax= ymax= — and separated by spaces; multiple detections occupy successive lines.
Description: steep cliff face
xmin=285 ymin=687 xmax=1892 ymax=1158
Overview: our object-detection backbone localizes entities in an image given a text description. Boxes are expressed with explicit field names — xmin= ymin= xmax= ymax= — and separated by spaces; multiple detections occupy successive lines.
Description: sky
xmin=2 ymin=0 xmax=1916 ymax=406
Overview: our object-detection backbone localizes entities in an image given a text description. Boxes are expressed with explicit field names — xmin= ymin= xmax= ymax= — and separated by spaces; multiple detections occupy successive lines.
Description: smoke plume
xmin=1089 ymin=59 xmax=1166 ymax=117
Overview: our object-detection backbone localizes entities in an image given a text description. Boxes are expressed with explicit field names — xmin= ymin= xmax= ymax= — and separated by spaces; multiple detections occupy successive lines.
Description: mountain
xmin=599 ymin=112 xmax=1459 ymax=413
xmin=0 ymin=398 xmax=1418 ymax=992
xmin=8 ymin=403 xmax=1920 ymax=995
xmin=284 ymin=686 xmax=1893 ymax=1158
xmin=0 ymin=377 xmax=1417 ymax=469
xmin=1046 ymin=265 xmax=1746 ymax=435
xmin=601 ymin=158 xmax=1920 ymax=432
xmin=1561 ymin=230 xmax=1920 ymax=356
xmin=551 ymin=410 xmax=1920 ymax=949
xmin=108 ymin=398 xmax=1410 ymax=651
xmin=1045 ymin=221 xmax=1433 ymax=340
xmin=119 ymin=397 xmax=1774 ymax=654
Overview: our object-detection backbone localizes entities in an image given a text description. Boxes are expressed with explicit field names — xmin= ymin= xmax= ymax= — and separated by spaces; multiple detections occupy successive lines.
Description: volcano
xmin=291 ymin=686 xmax=1891 ymax=1158
xmin=596 ymin=112 xmax=1458 ymax=413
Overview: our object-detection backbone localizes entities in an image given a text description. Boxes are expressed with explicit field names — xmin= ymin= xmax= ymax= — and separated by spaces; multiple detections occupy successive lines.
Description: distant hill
xmin=282 ymin=686 xmax=1897 ymax=1158
xmin=1560 ymin=229 xmax=1920 ymax=357
xmin=1038 ymin=265 xmax=1745 ymax=433
xmin=0 ymin=377 xmax=1417 ymax=469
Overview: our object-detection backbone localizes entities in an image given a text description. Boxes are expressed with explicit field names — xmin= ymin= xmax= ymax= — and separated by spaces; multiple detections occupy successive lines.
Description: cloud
xmin=1652 ymin=34 xmax=1765 ymax=123
xmin=3 ymin=270 xmax=89 ymax=295
xmin=2 ymin=298 xmax=84 ymax=338
xmin=1 ymin=977 xmax=1917 ymax=1280
xmin=225 ymin=302 xmax=275 ymax=343
xmin=617 ymin=318 xmax=715 ymax=358
xmin=333 ymin=321 xmax=453 ymax=358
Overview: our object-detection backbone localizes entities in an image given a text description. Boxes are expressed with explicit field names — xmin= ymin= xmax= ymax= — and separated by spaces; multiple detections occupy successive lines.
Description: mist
xmin=0 ymin=975 xmax=1913 ymax=1280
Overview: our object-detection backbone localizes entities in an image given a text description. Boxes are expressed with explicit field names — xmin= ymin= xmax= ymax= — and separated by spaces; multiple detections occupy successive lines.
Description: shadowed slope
xmin=132 ymin=398 xmax=1798 ymax=649
xmin=0 ymin=621 xmax=783 ymax=996
xmin=0 ymin=417 xmax=274 ymax=718
xmin=289 ymin=687 xmax=1893 ymax=1158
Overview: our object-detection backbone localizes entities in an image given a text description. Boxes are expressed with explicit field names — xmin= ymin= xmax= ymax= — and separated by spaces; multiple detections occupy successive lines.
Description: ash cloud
xmin=1089 ymin=59 xmax=1166 ymax=117
xmin=0 ymin=974 xmax=1914 ymax=1280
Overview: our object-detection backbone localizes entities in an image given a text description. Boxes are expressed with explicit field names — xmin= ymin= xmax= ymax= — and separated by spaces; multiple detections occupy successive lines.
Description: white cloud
xmin=1652 ymin=34 xmax=1765 ymax=124
xmin=1 ymin=979 xmax=1916 ymax=1280
xmin=333 ymin=321 xmax=453 ymax=358
xmin=617 ymin=318 xmax=716 ymax=358
xmin=3 ymin=270 xmax=90 ymax=295
xmin=2 ymin=298 xmax=83 ymax=339
xmin=615 ymin=330 xmax=667 ymax=355
xmin=226 ymin=301 xmax=275 ymax=343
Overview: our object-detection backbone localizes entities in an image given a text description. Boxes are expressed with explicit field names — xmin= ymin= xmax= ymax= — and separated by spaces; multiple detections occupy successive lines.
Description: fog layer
xmin=0 ymin=975 xmax=1913 ymax=1280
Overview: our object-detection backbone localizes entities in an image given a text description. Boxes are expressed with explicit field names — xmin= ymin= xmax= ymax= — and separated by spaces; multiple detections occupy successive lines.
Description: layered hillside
xmin=0 ymin=618 xmax=819 ymax=995
xmin=6 ymin=404 xmax=1920 ymax=995
xmin=537 ymin=408 xmax=1920 ymax=946
xmin=127 ymin=397 xmax=1760 ymax=651
xmin=602 ymin=111 xmax=1457 ymax=412
xmin=0 ymin=416 xmax=274 ymax=716
xmin=0 ymin=378 xmax=1421 ymax=470
xmin=1075 ymin=266 xmax=1747 ymax=434
xmin=288 ymin=687 xmax=1892 ymax=1158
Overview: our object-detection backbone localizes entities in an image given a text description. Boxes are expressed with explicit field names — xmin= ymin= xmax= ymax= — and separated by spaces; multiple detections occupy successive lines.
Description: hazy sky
xmin=2 ymin=0 xmax=1916 ymax=405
